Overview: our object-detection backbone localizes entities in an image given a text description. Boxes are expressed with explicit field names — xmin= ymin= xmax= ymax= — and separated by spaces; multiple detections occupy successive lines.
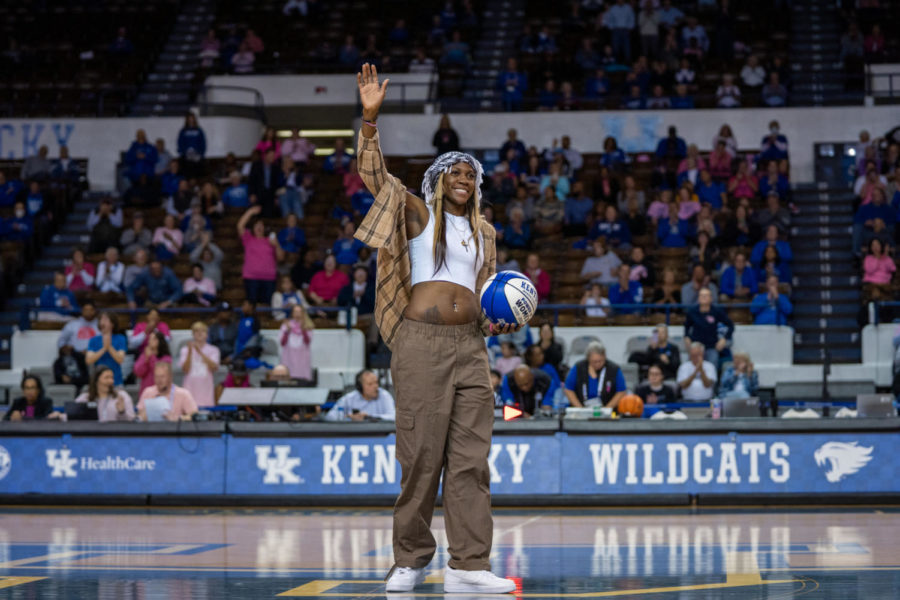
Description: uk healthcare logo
xmin=46 ymin=449 xmax=78 ymax=478
xmin=255 ymin=445 xmax=303 ymax=484
xmin=814 ymin=441 xmax=874 ymax=483
xmin=0 ymin=445 xmax=11 ymax=480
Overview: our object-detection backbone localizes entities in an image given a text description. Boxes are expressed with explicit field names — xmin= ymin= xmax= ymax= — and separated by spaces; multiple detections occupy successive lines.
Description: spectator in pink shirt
xmin=343 ymin=159 xmax=365 ymax=199
xmin=65 ymin=248 xmax=96 ymax=292
xmin=133 ymin=330 xmax=172 ymax=395
xmin=138 ymin=361 xmax=198 ymax=421
xmin=677 ymin=144 xmax=707 ymax=174
xmin=308 ymin=254 xmax=349 ymax=306
xmin=281 ymin=128 xmax=316 ymax=166
xmin=238 ymin=205 xmax=282 ymax=304
xmin=244 ymin=29 xmax=264 ymax=53
xmin=152 ymin=214 xmax=184 ymax=261
xmin=708 ymin=140 xmax=734 ymax=180
xmin=280 ymin=304 xmax=314 ymax=380
xmin=728 ymin=161 xmax=758 ymax=200
xmin=646 ymin=189 xmax=672 ymax=224
xmin=179 ymin=321 xmax=220 ymax=408
xmin=75 ymin=366 xmax=135 ymax=422
xmin=675 ymin=186 xmax=701 ymax=220
xmin=182 ymin=263 xmax=217 ymax=306
xmin=128 ymin=308 xmax=172 ymax=354
xmin=524 ymin=253 xmax=551 ymax=302
xmin=863 ymin=238 xmax=895 ymax=286
xmin=254 ymin=127 xmax=281 ymax=159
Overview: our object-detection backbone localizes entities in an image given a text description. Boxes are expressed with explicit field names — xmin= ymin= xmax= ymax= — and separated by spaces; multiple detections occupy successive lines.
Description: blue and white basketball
xmin=480 ymin=270 xmax=539 ymax=326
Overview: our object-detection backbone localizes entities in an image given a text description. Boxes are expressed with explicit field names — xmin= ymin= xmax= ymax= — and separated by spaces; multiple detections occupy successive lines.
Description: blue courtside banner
xmin=0 ymin=437 xmax=225 ymax=495
xmin=225 ymin=435 xmax=561 ymax=495
xmin=561 ymin=433 xmax=897 ymax=495
xmin=0 ymin=433 xmax=894 ymax=496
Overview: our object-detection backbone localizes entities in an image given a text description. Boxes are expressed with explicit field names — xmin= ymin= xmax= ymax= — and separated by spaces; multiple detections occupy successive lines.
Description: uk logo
xmin=255 ymin=445 xmax=303 ymax=485
xmin=0 ymin=445 xmax=10 ymax=480
xmin=46 ymin=449 xmax=78 ymax=478
xmin=814 ymin=441 xmax=873 ymax=483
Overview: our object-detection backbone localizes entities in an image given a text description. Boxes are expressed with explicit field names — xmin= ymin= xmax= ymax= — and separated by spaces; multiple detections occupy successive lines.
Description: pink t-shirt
xmin=677 ymin=201 xmax=701 ymax=220
xmin=647 ymin=201 xmax=670 ymax=221
xmin=65 ymin=263 xmax=96 ymax=292
xmin=133 ymin=353 xmax=172 ymax=395
xmin=309 ymin=269 xmax=350 ymax=302
xmin=137 ymin=384 xmax=198 ymax=421
xmin=241 ymin=230 xmax=277 ymax=281
xmin=863 ymin=254 xmax=896 ymax=285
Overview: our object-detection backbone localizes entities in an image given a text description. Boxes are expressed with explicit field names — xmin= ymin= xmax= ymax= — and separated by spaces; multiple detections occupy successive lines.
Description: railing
xmin=20 ymin=305 xmax=354 ymax=332
xmin=867 ymin=71 xmax=900 ymax=99
xmin=196 ymin=84 xmax=268 ymax=124
xmin=534 ymin=302 xmax=761 ymax=327
xmin=870 ymin=301 xmax=900 ymax=325
xmin=354 ymin=80 xmax=437 ymax=113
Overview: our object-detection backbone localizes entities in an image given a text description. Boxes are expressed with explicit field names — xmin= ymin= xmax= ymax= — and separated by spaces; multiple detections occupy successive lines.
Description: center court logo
xmin=255 ymin=445 xmax=303 ymax=484
xmin=0 ymin=445 xmax=11 ymax=480
xmin=814 ymin=441 xmax=874 ymax=483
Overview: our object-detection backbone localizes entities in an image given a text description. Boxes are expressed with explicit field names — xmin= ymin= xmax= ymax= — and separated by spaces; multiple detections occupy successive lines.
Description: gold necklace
xmin=446 ymin=213 xmax=472 ymax=252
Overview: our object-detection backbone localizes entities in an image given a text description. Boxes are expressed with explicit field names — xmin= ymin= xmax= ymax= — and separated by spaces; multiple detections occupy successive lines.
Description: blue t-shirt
xmin=333 ymin=238 xmax=365 ymax=265
xmin=26 ymin=192 xmax=43 ymax=216
xmin=565 ymin=364 xmax=626 ymax=401
xmin=223 ymin=184 xmax=250 ymax=208
xmin=87 ymin=334 xmax=127 ymax=385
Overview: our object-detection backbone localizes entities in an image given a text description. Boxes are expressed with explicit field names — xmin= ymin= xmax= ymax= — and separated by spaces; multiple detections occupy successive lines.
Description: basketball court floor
xmin=0 ymin=506 xmax=897 ymax=598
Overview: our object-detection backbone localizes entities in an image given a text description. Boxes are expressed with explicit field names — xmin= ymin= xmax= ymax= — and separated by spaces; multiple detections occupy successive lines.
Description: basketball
xmin=617 ymin=394 xmax=644 ymax=418
xmin=480 ymin=271 xmax=539 ymax=326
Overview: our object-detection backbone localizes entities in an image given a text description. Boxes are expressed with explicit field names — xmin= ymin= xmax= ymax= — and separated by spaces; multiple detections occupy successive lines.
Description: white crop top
xmin=409 ymin=203 xmax=484 ymax=292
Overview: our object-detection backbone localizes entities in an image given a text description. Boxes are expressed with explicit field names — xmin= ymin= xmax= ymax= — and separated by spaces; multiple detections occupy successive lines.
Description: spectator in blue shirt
xmin=756 ymin=245 xmax=792 ymax=285
xmin=564 ymin=181 xmax=594 ymax=236
xmin=497 ymin=58 xmax=528 ymax=112
xmin=751 ymin=275 xmax=792 ymax=325
xmin=322 ymin=138 xmax=352 ymax=174
xmin=719 ymin=252 xmax=758 ymax=301
xmin=538 ymin=79 xmax=561 ymax=110
xmin=758 ymin=120 xmax=789 ymax=163
xmin=585 ymin=68 xmax=611 ymax=98
xmin=621 ymin=85 xmax=645 ymax=109
xmin=278 ymin=214 xmax=307 ymax=254
xmin=656 ymin=126 xmax=687 ymax=161
xmin=853 ymin=188 xmax=894 ymax=255
xmin=503 ymin=206 xmax=532 ymax=249
xmin=500 ymin=366 xmax=555 ymax=416
xmin=160 ymin=160 xmax=183 ymax=199
xmin=499 ymin=127 xmax=528 ymax=163
xmin=222 ymin=171 xmax=250 ymax=208
xmin=39 ymin=272 xmax=79 ymax=316
xmin=332 ymin=221 xmax=365 ymax=265
xmin=600 ymin=137 xmax=628 ymax=172
xmin=658 ymin=0 xmax=685 ymax=28
xmin=524 ymin=344 xmax=562 ymax=400
xmin=695 ymin=169 xmax=726 ymax=209
xmin=758 ymin=160 xmax=790 ymax=200
xmin=606 ymin=0 xmax=635 ymax=63
xmin=684 ymin=288 xmax=734 ymax=365
xmin=126 ymin=259 xmax=183 ymax=309
xmin=608 ymin=264 xmax=643 ymax=313
xmin=234 ymin=300 xmax=262 ymax=359
xmin=4 ymin=201 xmax=33 ymax=241
xmin=670 ymin=84 xmax=695 ymax=109
xmin=590 ymin=205 xmax=632 ymax=248
xmin=85 ymin=312 xmax=128 ymax=386
xmin=0 ymin=172 xmax=24 ymax=207
xmin=719 ymin=351 xmax=760 ymax=399
xmin=177 ymin=113 xmax=206 ymax=178
xmin=25 ymin=181 xmax=45 ymax=218
xmin=125 ymin=130 xmax=158 ymax=183
xmin=657 ymin=211 xmax=693 ymax=248
xmin=564 ymin=342 xmax=627 ymax=408
xmin=750 ymin=225 xmax=793 ymax=267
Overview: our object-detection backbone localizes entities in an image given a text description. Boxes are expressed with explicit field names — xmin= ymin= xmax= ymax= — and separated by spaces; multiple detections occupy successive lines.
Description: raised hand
xmin=357 ymin=63 xmax=389 ymax=121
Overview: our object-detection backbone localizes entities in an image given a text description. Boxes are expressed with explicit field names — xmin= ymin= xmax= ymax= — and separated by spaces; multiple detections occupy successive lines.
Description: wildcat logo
xmin=46 ymin=449 xmax=78 ymax=478
xmin=814 ymin=442 xmax=873 ymax=483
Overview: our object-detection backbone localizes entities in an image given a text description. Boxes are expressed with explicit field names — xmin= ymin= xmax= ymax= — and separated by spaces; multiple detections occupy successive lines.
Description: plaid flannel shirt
xmin=353 ymin=129 xmax=496 ymax=349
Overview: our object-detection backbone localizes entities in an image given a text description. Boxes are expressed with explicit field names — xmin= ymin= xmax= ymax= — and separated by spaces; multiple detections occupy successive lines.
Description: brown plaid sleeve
xmin=354 ymin=129 xmax=403 ymax=250
xmin=476 ymin=222 xmax=497 ymax=336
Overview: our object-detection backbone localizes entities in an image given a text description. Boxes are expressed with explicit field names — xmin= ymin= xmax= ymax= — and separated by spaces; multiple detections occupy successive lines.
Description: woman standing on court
xmin=354 ymin=64 xmax=517 ymax=595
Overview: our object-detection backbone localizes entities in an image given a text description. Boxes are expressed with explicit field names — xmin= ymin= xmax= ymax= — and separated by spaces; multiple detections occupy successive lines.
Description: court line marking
xmin=0 ymin=576 xmax=47 ymax=589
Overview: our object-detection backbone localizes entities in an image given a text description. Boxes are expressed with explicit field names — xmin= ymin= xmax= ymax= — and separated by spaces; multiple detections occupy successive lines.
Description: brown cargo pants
xmin=390 ymin=318 xmax=494 ymax=571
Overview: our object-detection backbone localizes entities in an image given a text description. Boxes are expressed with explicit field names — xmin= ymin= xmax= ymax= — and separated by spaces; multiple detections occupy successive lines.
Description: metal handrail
xmin=866 ymin=71 xmax=900 ymax=98
xmin=534 ymin=302 xmax=760 ymax=327
xmin=197 ymin=84 xmax=268 ymax=124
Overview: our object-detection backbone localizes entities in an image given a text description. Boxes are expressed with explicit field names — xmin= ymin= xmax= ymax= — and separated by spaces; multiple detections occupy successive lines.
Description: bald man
xmin=499 ymin=365 xmax=555 ymax=417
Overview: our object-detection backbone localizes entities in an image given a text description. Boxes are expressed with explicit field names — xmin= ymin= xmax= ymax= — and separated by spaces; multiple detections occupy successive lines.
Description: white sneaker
xmin=385 ymin=566 xmax=426 ymax=592
xmin=444 ymin=566 xmax=516 ymax=593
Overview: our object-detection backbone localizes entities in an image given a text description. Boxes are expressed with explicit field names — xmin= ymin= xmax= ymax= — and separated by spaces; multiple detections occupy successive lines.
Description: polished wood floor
xmin=0 ymin=507 xmax=897 ymax=598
